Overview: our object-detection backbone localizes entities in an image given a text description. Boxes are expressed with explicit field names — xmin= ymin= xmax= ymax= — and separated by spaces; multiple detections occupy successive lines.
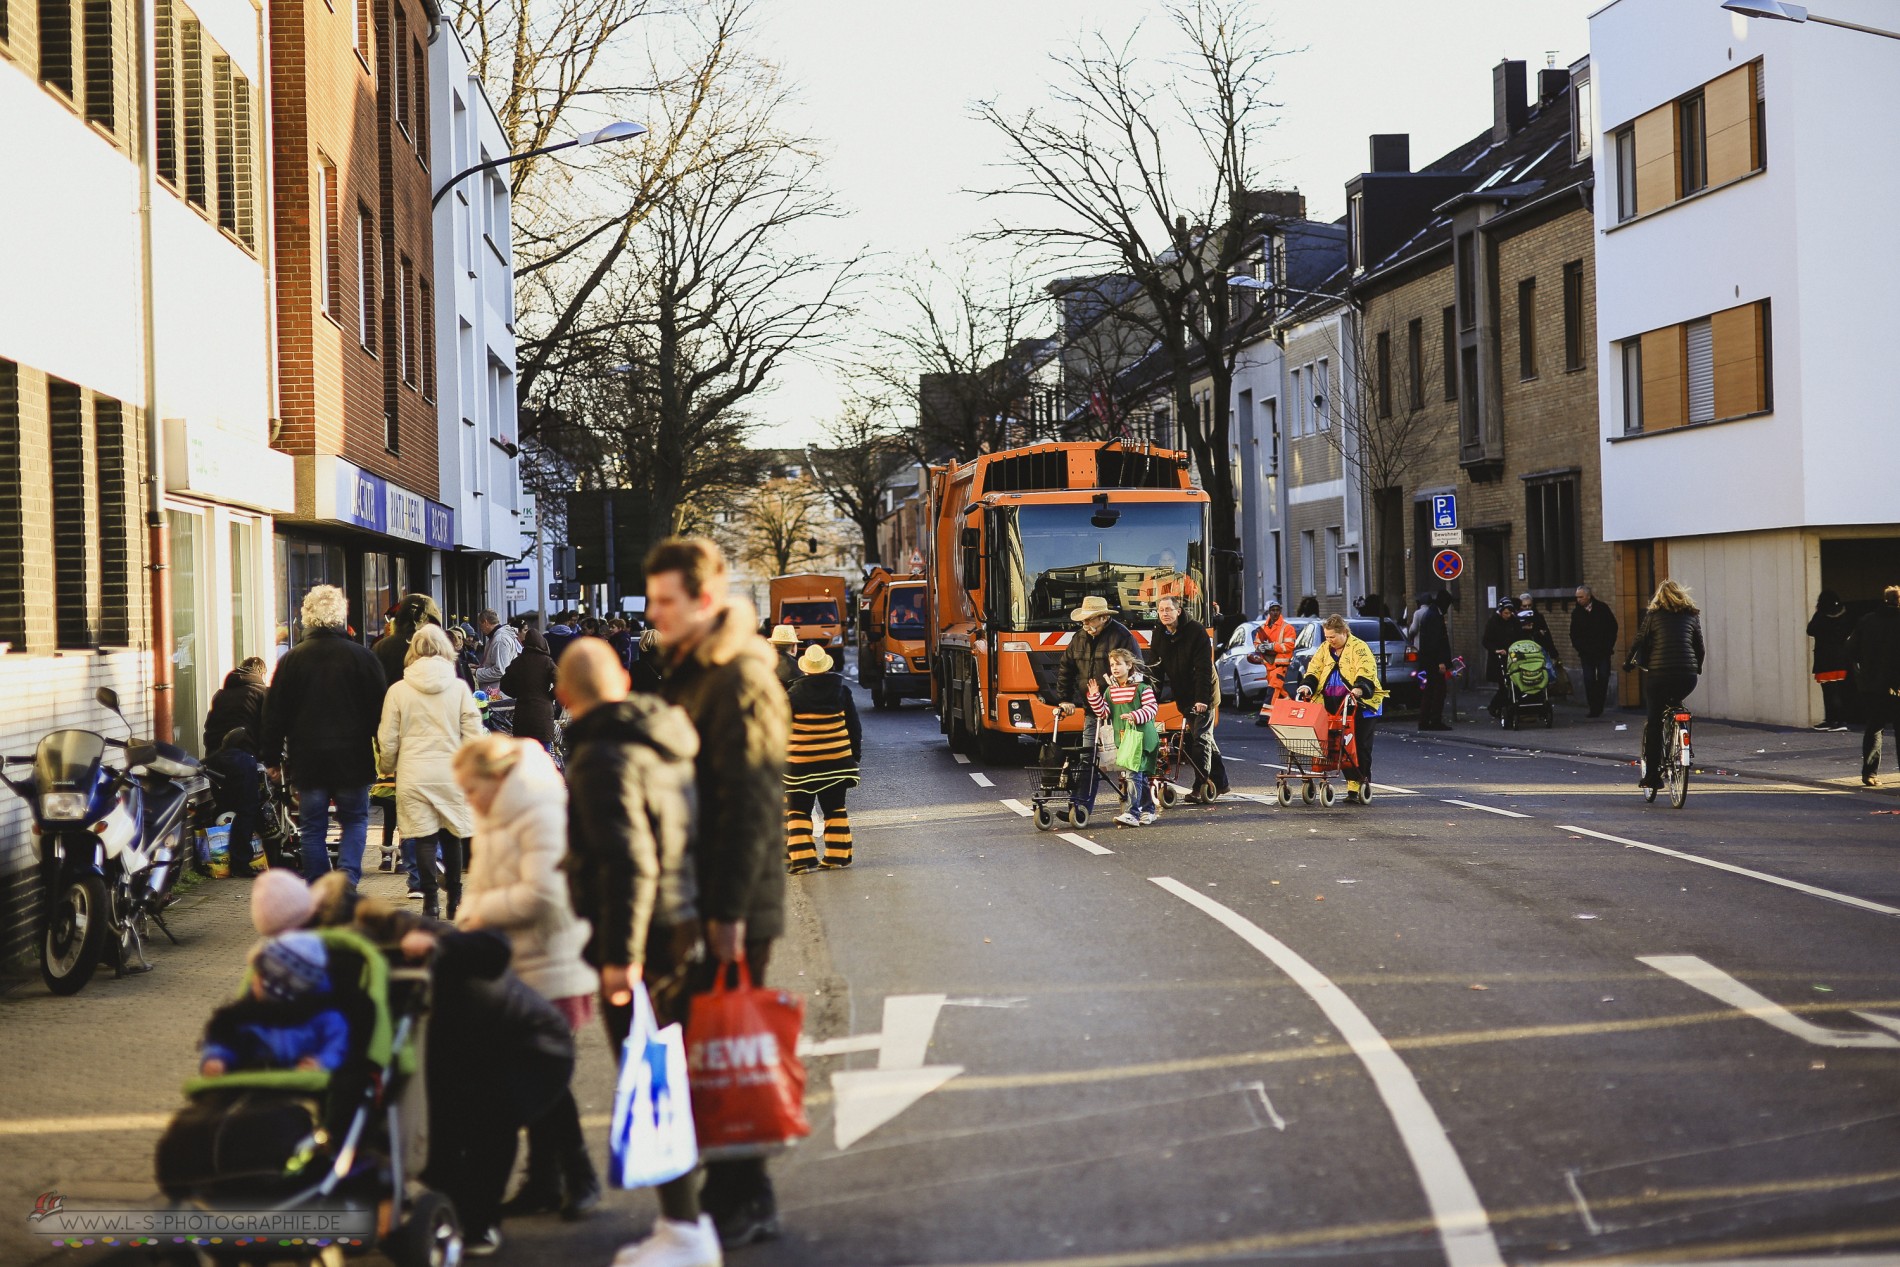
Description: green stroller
xmin=1502 ymin=638 xmax=1555 ymax=730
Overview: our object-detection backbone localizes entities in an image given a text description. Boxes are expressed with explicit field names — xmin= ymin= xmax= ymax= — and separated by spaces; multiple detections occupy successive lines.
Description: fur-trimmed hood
xmin=668 ymin=596 xmax=775 ymax=676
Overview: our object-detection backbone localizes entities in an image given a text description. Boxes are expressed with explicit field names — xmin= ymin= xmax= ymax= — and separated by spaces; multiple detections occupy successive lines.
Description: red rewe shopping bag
xmin=685 ymin=955 xmax=811 ymax=1157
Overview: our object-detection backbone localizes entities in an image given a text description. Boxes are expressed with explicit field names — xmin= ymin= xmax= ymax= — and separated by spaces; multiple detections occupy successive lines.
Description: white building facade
xmin=1589 ymin=0 xmax=1900 ymax=726
xmin=430 ymin=25 xmax=533 ymax=619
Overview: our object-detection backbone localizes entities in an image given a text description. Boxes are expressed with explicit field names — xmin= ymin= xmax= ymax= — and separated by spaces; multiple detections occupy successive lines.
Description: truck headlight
xmin=41 ymin=792 xmax=87 ymax=821
xmin=883 ymin=652 xmax=907 ymax=673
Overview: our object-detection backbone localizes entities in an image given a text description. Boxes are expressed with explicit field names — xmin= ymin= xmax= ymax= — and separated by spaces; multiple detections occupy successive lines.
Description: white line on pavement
xmin=1559 ymin=825 xmax=1900 ymax=918
xmin=1638 ymin=955 xmax=1900 ymax=1049
xmin=1373 ymin=782 xmax=1421 ymax=795
xmin=1149 ymin=877 xmax=1504 ymax=1267
xmin=1060 ymin=832 xmax=1113 ymax=855
xmin=1442 ymin=799 xmax=1532 ymax=819
xmin=969 ymin=771 xmax=995 ymax=787
xmin=1000 ymin=798 xmax=1032 ymax=816
xmin=952 ymin=753 xmax=971 ymax=764
xmin=0 ymin=1113 xmax=172 ymax=1135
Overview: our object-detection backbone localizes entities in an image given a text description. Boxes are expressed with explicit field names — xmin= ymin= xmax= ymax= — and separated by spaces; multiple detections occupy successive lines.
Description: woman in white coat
xmin=377 ymin=624 xmax=483 ymax=917
xmin=452 ymin=734 xmax=600 ymax=1221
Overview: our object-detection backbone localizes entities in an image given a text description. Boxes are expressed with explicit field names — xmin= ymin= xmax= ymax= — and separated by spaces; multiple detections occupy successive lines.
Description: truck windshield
xmin=781 ymin=601 xmax=839 ymax=626
xmin=996 ymin=502 xmax=1208 ymax=631
xmin=887 ymin=588 xmax=925 ymax=634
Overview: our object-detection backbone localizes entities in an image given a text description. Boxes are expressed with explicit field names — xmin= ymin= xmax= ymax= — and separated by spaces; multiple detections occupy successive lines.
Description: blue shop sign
xmin=339 ymin=462 xmax=453 ymax=550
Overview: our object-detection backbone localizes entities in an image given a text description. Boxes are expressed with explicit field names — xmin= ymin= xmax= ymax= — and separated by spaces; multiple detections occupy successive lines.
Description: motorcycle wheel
xmin=41 ymin=873 xmax=109 ymax=995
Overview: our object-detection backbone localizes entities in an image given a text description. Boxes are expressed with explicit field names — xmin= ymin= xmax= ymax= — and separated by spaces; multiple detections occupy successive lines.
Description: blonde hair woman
xmin=1624 ymin=580 xmax=1706 ymax=789
xmin=377 ymin=624 xmax=483 ymax=917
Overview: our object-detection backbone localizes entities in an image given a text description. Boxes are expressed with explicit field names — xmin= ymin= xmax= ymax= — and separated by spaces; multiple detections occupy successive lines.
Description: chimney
xmin=1369 ymin=134 xmax=1410 ymax=174
xmin=1492 ymin=59 xmax=1528 ymax=142
xmin=1538 ymin=67 xmax=1567 ymax=106
xmin=1237 ymin=188 xmax=1307 ymax=221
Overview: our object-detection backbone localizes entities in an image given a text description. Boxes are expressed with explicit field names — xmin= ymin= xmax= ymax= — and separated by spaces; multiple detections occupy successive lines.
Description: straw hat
xmin=768 ymin=624 xmax=799 ymax=647
xmin=1068 ymin=595 xmax=1116 ymax=624
xmin=798 ymin=643 xmax=835 ymax=674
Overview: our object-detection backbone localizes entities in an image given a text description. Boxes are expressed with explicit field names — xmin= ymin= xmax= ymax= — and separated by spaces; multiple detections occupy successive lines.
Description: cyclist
xmin=1624 ymin=579 xmax=1705 ymax=791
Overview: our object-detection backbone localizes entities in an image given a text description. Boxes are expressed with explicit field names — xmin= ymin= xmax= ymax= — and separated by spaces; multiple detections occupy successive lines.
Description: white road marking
xmin=1442 ymin=799 xmax=1532 ymax=819
xmin=969 ymin=771 xmax=995 ymax=787
xmin=1560 ymin=825 xmax=1900 ymax=918
xmin=944 ymin=996 xmax=1030 ymax=1008
xmin=1373 ymin=782 xmax=1420 ymax=795
xmin=880 ymin=994 xmax=948 ymax=1070
xmin=799 ymin=1033 xmax=885 ymax=1059
xmin=952 ymin=753 xmax=971 ymax=764
xmin=1060 ymin=832 xmax=1113 ymax=856
xmin=0 ymin=1113 xmax=172 ymax=1135
xmin=999 ymin=798 xmax=1032 ymax=817
xmin=1562 ymin=1168 xmax=1604 ymax=1236
xmin=826 ymin=993 xmax=967 ymax=1149
xmin=1577 ymin=1258 xmax=1900 ymax=1267
xmin=1150 ymin=877 xmax=1504 ymax=1267
xmin=1638 ymin=955 xmax=1900 ymax=1049
xmin=1242 ymin=1081 xmax=1287 ymax=1131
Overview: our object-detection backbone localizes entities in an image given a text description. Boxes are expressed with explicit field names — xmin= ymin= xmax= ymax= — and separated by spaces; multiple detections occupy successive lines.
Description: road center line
xmin=1149 ymin=877 xmax=1504 ymax=1267
xmin=1559 ymin=825 xmax=1900 ymax=918
xmin=969 ymin=771 xmax=995 ymax=787
xmin=1442 ymin=799 xmax=1531 ymax=819
xmin=1000 ymin=798 xmax=1032 ymax=817
xmin=1060 ymin=832 xmax=1113 ymax=855
xmin=952 ymin=753 xmax=971 ymax=764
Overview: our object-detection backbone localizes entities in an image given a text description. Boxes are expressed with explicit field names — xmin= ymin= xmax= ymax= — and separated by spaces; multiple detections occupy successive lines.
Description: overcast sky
xmin=746 ymin=0 xmax=1600 ymax=447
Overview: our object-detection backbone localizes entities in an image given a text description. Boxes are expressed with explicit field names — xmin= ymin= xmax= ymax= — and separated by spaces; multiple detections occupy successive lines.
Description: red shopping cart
xmin=1264 ymin=696 xmax=1362 ymax=808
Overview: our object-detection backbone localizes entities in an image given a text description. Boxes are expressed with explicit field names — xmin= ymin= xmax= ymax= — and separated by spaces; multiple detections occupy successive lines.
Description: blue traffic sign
xmin=505 ymin=567 xmax=532 ymax=582
xmin=1431 ymin=494 xmax=1458 ymax=531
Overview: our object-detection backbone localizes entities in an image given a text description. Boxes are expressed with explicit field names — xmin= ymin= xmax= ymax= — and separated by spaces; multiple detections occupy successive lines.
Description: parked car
xmin=1287 ymin=617 xmax=1419 ymax=708
xmin=1216 ymin=617 xmax=1324 ymax=710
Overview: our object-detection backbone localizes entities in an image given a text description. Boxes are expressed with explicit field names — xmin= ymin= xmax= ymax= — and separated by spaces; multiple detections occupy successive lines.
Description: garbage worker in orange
xmin=1253 ymin=602 xmax=1300 ymax=725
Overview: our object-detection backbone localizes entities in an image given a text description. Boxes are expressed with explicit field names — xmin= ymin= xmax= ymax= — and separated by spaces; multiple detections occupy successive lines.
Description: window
xmin=1614 ymin=127 xmax=1637 ymax=222
xmin=1517 ymin=277 xmax=1537 ymax=380
xmin=1 ymin=0 xmax=9 ymax=45
xmin=1456 ymin=232 xmax=1476 ymax=329
xmin=393 ymin=6 xmax=409 ymax=134
xmin=353 ymin=0 xmax=368 ymax=58
xmin=38 ymin=0 xmax=74 ymax=98
xmin=358 ymin=204 xmax=377 ymax=352
xmin=1375 ymin=330 xmax=1392 ymax=418
xmin=232 ymin=73 xmax=254 ymax=246
xmin=1562 ymin=261 xmax=1586 ymax=372
xmin=1459 ymin=345 xmax=1480 ymax=448
xmin=155 ymin=0 xmax=177 ymax=182
xmin=1442 ymin=306 xmax=1458 ymax=400
xmin=1621 ymin=339 xmax=1644 ymax=434
xmin=82 ymin=0 xmax=113 ymax=131
xmin=420 ymin=279 xmax=435 ymax=400
xmin=213 ymin=55 xmax=236 ymax=233
xmin=1754 ymin=60 xmax=1767 ymax=169
xmin=412 ymin=40 xmax=428 ymax=162
xmin=399 ymin=254 xmax=416 ymax=387
xmin=1314 ymin=360 xmax=1329 ymax=431
xmin=94 ymin=395 xmax=130 ymax=644
xmin=1684 ymin=317 xmax=1714 ymax=423
xmin=1288 ymin=367 xmax=1302 ymax=437
xmin=1677 ymin=91 xmax=1707 ymax=197
xmin=1348 ymin=192 xmax=1363 ymax=270
xmin=1324 ymin=527 xmax=1342 ymax=595
xmin=1525 ymin=477 xmax=1581 ymax=591
xmin=48 ymin=380 xmax=92 ymax=649
xmin=1300 ymin=530 xmax=1316 ymax=597
xmin=0 ymin=361 xmax=24 ymax=651
xmin=1406 ymin=318 xmax=1423 ymax=410
xmin=316 ymin=161 xmax=339 ymax=315
xmin=181 ymin=18 xmax=206 ymax=208
xmin=1572 ymin=70 xmax=1593 ymax=163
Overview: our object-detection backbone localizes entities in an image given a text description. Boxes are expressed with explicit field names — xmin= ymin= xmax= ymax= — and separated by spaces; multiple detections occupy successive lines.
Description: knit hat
xmin=251 ymin=868 xmax=314 ymax=936
xmin=252 ymin=931 xmax=329 ymax=1001
xmin=769 ymin=624 xmax=799 ymax=647
xmin=798 ymin=643 xmax=834 ymax=674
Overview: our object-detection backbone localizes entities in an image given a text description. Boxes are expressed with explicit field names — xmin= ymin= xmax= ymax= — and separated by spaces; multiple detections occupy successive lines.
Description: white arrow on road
xmin=802 ymin=993 xmax=965 ymax=1149
xmin=1639 ymin=955 xmax=1900 ymax=1049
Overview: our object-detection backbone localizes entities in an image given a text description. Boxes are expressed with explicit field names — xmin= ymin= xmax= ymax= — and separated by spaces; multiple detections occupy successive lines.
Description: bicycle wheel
xmin=1668 ymin=724 xmax=1690 ymax=807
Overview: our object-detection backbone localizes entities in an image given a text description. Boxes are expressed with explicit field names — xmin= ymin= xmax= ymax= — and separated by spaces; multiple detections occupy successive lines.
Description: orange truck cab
xmin=769 ymin=573 xmax=847 ymax=653
xmin=857 ymin=569 xmax=930 ymax=710
xmin=925 ymin=443 xmax=1212 ymax=761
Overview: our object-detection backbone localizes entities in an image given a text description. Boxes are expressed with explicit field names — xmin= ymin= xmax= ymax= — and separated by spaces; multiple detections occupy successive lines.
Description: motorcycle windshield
xmin=35 ymin=730 xmax=106 ymax=791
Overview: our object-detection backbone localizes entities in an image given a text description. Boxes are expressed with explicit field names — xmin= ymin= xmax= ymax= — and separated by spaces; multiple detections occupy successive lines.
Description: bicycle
xmin=1631 ymin=668 xmax=1692 ymax=807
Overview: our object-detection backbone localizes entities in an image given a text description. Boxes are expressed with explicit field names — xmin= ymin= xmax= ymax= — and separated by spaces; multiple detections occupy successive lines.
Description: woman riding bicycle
xmin=1625 ymin=579 xmax=1705 ymax=791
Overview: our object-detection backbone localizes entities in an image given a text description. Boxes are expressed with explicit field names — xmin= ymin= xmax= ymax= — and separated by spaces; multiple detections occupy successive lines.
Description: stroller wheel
xmin=1319 ymin=782 xmax=1337 ymax=808
xmin=1276 ymin=781 xmax=1295 ymax=807
xmin=1069 ymin=804 xmax=1092 ymax=830
xmin=1034 ymin=805 xmax=1056 ymax=832
xmin=1158 ymin=781 xmax=1179 ymax=808
xmin=391 ymin=1189 xmax=462 ymax=1267
xmin=1301 ymin=780 xmax=1317 ymax=806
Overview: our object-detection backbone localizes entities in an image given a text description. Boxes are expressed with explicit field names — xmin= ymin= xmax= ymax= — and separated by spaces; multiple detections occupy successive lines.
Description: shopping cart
xmin=1028 ymin=714 xmax=1096 ymax=832
xmin=1264 ymin=696 xmax=1362 ymax=808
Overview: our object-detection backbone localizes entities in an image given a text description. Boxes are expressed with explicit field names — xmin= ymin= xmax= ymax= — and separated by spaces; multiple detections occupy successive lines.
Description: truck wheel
xmin=872 ymin=683 xmax=889 ymax=711
xmin=978 ymin=727 xmax=1018 ymax=765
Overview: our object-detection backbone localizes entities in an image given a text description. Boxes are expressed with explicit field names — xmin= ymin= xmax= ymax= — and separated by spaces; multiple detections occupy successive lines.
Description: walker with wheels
xmin=1263 ymin=695 xmax=1364 ymax=808
xmin=1028 ymin=714 xmax=1095 ymax=831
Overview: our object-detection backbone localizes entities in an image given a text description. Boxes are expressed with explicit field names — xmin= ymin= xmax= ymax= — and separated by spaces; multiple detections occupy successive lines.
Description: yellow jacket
xmin=1300 ymin=636 xmax=1389 ymax=711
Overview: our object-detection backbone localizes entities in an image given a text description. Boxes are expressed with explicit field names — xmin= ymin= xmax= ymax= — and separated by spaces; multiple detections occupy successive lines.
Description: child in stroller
xmin=198 ymin=932 xmax=351 ymax=1077
xmin=1502 ymin=633 xmax=1555 ymax=730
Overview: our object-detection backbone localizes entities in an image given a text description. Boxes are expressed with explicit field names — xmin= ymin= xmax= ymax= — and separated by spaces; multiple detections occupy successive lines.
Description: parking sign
xmin=1432 ymin=494 xmax=1458 ymax=531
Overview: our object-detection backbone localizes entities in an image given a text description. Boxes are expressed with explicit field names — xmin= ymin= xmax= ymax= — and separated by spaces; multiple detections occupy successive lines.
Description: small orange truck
xmin=925 ymin=442 xmax=1212 ymax=761
xmin=857 ymin=568 xmax=929 ymax=709
xmin=768 ymin=573 xmax=847 ymax=652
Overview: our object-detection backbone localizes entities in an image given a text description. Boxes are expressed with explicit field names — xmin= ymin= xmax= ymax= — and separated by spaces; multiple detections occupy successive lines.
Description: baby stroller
xmin=1028 ymin=714 xmax=1096 ymax=832
xmin=1264 ymin=696 xmax=1362 ymax=808
xmin=256 ymin=768 xmax=303 ymax=872
xmin=1501 ymin=639 xmax=1555 ymax=730
xmin=155 ymin=926 xmax=454 ymax=1266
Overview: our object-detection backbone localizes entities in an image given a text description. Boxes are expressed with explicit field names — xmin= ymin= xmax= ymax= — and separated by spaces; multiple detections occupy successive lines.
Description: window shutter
xmin=1685 ymin=318 xmax=1714 ymax=423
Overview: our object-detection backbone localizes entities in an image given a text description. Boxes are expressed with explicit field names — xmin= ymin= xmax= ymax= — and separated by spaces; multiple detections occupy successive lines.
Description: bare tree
xmin=805 ymin=400 xmax=912 ymax=565
xmin=974 ymin=0 xmax=1287 ymax=609
xmin=730 ymin=476 xmax=834 ymax=577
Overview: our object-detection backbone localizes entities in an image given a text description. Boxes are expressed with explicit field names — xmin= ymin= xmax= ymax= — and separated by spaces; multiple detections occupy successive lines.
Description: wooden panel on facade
xmin=1710 ymin=300 xmax=1766 ymax=419
xmin=1704 ymin=63 xmax=1758 ymax=187
xmin=1640 ymin=325 xmax=1685 ymax=431
xmin=1632 ymin=103 xmax=1676 ymax=216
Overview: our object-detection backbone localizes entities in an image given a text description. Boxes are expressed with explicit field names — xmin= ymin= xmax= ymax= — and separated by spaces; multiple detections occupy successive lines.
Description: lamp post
xmin=431 ymin=121 xmax=648 ymax=209
xmin=1721 ymin=0 xmax=1900 ymax=39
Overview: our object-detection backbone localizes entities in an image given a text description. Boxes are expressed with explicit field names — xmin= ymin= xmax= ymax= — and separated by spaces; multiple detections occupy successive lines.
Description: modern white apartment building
xmin=1589 ymin=0 xmax=1900 ymax=725
xmin=430 ymin=23 xmax=531 ymax=618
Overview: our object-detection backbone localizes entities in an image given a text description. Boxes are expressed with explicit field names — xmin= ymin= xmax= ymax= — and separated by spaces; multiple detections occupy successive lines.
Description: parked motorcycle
xmin=1 ymin=686 xmax=207 ymax=994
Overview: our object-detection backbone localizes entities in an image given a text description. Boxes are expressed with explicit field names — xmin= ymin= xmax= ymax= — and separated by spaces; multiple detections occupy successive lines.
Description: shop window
xmin=231 ymin=518 xmax=258 ymax=660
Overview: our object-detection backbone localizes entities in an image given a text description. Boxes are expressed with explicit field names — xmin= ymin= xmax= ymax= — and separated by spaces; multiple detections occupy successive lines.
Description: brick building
xmin=269 ymin=0 xmax=453 ymax=644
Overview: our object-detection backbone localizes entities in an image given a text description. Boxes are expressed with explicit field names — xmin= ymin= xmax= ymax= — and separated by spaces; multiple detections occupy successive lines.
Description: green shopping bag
xmin=1115 ymin=724 xmax=1148 ymax=770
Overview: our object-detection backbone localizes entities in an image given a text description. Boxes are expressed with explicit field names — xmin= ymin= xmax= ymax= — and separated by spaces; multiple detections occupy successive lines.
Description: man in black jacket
xmin=203 ymin=658 xmax=269 ymax=754
xmin=646 ymin=537 xmax=791 ymax=1250
xmin=1569 ymin=585 xmax=1621 ymax=717
xmin=1149 ymin=595 xmax=1228 ymax=800
xmin=1415 ymin=592 xmax=1454 ymax=731
xmin=372 ymin=593 xmax=441 ymax=689
xmin=1849 ymin=586 xmax=1900 ymax=787
xmin=260 ymin=586 xmax=387 ymax=884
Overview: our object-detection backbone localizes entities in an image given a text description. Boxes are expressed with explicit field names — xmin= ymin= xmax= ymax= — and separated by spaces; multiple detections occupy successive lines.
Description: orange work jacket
xmin=1253 ymin=616 xmax=1299 ymax=698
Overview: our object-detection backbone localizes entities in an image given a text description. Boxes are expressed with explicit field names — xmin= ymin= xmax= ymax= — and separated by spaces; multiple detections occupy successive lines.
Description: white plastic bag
xmin=608 ymin=986 xmax=697 ymax=1189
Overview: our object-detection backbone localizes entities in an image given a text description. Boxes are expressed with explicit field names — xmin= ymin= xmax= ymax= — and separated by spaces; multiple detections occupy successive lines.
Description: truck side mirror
xmin=959 ymin=527 xmax=979 ymax=550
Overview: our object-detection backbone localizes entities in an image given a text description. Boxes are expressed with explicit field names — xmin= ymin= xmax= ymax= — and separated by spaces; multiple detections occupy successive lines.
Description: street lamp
xmin=431 ymin=120 xmax=649 ymax=208
xmin=1721 ymin=0 xmax=1900 ymax=39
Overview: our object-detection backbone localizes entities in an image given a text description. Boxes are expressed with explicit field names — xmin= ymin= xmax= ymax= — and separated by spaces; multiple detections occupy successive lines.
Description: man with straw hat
xmin=784 ymin=642 xmax=861 ymax=873
xmin=1054 ymin=596 xmax=1138 ymax=811
xmin=768 ymin=623 xmax=801 ymax=689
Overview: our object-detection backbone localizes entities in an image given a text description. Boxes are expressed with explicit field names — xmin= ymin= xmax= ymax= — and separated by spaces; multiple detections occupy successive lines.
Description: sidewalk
xmin=1413 ymin=693 xmax=1894 ymax=795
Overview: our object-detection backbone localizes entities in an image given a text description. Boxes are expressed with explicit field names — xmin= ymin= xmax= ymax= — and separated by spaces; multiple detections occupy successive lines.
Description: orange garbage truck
xmin=925 ymin=442 xmax=1212 ymax=761
xmin=857 ymin=568 xmax=930 ymax=710
xmin=769 ymin=573 xmax=847 ymax=652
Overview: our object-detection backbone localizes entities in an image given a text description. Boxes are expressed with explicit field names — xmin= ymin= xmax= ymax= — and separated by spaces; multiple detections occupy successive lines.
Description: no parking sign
xmin=1431 ymin=549 xmax=1464 ymax=581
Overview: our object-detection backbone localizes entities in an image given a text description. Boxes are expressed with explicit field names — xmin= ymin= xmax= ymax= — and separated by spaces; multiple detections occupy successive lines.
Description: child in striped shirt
xmin=1088 ymin=648 xmax=1160 ymax=827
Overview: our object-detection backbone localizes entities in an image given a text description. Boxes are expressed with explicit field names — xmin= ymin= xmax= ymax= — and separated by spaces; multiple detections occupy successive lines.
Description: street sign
xmin=1431 ymin=494 xmax=1458 ymax=531
xmin=505 ymin=586 xmax=527 ymax=602
xmin=505 ymin=567 xmax=531 ymax=582
xmin=1431 ymin=549 xmax=1464 ymax=582
xmin=908 ymin=549 xmax=924 ymax=572
xmin=1429 ymin=528 xmax=1464 ymax=548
